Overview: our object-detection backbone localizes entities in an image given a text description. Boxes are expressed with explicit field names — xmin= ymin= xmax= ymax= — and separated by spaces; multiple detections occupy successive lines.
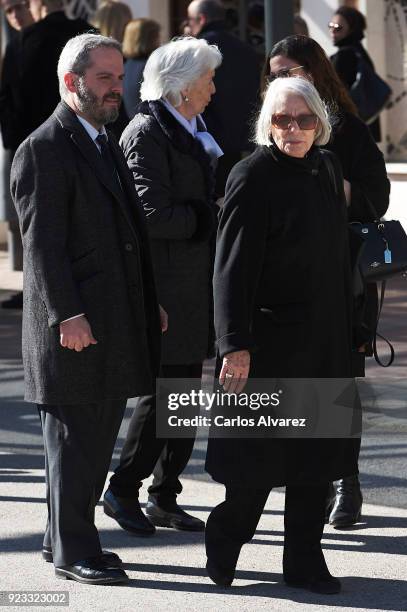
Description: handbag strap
xmin=372 ymin=280 xmax=395 ymax=367
xmin=320 ymin=149 xmax=380 ymax=221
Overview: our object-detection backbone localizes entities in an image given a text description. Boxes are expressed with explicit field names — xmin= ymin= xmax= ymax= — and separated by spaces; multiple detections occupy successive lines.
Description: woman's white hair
xmin=140 ymin=36 xmax=222 ymax=107
xmin=57 ymin=33 xmax=122 ymax=100
xmin=255 ymin=77 xmax=332 ymax=146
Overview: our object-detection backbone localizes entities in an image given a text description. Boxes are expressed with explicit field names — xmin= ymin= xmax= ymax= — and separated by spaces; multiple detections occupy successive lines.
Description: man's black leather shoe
xmin=146 ymin=499 xmax=205 ymax=531
xmin=42 ymin=545 xmax=122 ymax=567
xmin=103 ymin=488 xmax=155 ymax=536
xmin=206 ymin=559 xmax=235 ymax=587
xmin=55 ymin=557 xmax=129 ymax=585
xmin=329 ymin=475 xmax=363 ymax=528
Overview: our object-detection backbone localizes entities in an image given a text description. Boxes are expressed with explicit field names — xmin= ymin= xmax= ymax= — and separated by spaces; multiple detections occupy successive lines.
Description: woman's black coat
xmin=331 ymin=36 xmax=382 ymax=142
xmin=120 ymin=100 xmax=217 ymax=365
xmin=205 ymin=145 xmax=360 ymax=487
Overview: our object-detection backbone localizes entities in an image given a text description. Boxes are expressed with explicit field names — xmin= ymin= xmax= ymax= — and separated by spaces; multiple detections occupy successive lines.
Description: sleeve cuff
xmin=216 ymin=331 xmax=255 ymax=359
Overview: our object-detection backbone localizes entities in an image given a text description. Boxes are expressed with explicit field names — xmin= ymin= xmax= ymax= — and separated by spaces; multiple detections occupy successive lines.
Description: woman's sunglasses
xmin=267 ymin=65 xmax=305 ymax=82
xmin=271 ymin=114 xmax=318 ymax=130
xmin=328 ymin=22 xmax=343 ymax=31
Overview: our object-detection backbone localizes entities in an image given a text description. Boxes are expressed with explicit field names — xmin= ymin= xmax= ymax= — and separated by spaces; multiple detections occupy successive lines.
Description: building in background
xmin=0 ymin=0 xmax=406 ymax=248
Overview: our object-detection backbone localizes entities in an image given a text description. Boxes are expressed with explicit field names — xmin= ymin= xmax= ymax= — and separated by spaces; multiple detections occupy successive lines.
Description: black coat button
xmin=124 ymin=243 xmax=133 ymax=252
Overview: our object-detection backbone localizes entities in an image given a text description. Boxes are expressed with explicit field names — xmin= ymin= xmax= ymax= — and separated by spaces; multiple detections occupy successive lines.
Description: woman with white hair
xmin=205 ymin=76 xmax=361 ymax=594
xmin=104 ymin=37 xmax=223 ymax=534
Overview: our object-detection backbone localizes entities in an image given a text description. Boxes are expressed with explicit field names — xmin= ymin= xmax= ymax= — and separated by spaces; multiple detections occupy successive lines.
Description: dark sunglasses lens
xmin=272 ymin=115 xmax=317 ymax=130
xmin=297 ymin=115 xmax=318 ymax=129
xmin=272 ymin=115 xmax=290 ymax=129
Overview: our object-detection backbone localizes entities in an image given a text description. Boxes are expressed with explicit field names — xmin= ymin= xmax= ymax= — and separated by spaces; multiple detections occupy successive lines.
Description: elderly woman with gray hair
xmin=205 ymin=77 xmax=360 ymax=593
xmin=104 ymin=37 xmax=223 ymax=534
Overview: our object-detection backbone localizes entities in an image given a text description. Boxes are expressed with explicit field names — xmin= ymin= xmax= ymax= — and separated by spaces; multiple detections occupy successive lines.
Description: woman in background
xmin=91 ymin=0 xmax=132 ymax=43
xmin=329 ymin=6 xmax=381 ymax=142
xmin=122 ymin=18 xmax=161 ymax=119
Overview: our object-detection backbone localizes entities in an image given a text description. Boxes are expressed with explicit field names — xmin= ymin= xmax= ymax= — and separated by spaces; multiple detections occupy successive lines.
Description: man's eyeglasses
xmin=271 ymin=114 xmax=318 ymax=131
xmin=267 ymin=65 xmax=305 ymax=82
xmin=328 ymin=22 xmax=343 ymax=31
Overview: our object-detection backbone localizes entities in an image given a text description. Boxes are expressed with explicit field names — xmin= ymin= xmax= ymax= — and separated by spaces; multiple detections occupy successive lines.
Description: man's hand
xmin=159 ymin=304 xmax=168 ymax=333
xmin=60 ymin=315 xmax=97 ymax=352
xmin=219 ymin=350 xmax=250 ymax=394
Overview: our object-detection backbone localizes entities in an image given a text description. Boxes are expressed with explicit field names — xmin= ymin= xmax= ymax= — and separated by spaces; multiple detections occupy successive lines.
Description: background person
xmin=104 ymin=37 xmax=222 ymax=535
xmin=205 ymin=76 xmax=360 ymax=594
xmin=91 ymin=0 xmax=133 ymax=138
xmin=187 ymin=0 xmax=260 ymax=196
xmin=91 ymin=0 xmax=132 ymax=43
xmin=17 ymin=0 xmax=91 ymax=145
xmin=1 ymin=0 xmax=33 ymax=30
xmin=122 ymin=18 xmax=161 ymax=120
xmin=329 ymin=6 xmax=382 ymax=142
xmin=264 ymin=34 xmax=390 ymax=528
xmin=0 ymin=0 xmax=34 ymax=310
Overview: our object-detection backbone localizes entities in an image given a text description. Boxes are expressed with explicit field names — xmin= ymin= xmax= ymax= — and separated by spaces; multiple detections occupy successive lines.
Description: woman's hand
xmin=343 ymin=179 xmax=351 ymax=206
xmin=219 ymin=350 xmax=250 ymax=394
xmin=159 ymin=304 xmax=168 ymax=333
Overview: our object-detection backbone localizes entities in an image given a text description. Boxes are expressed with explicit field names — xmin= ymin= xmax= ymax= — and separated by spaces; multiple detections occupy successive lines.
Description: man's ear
xmin=64 ymin=72 xmax=78 ymax=94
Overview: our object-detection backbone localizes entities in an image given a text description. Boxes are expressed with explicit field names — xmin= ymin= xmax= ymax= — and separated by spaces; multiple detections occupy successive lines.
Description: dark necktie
xmin=95 ymin=133 xmax=121 ymax=190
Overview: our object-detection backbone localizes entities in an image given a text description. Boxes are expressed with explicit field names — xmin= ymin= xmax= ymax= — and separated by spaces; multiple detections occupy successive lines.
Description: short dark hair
xmin=195 ymin=0 xmax=225 ymax=22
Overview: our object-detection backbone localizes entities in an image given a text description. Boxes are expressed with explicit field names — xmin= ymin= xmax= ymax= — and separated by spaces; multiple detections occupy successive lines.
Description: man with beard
xmin=11 ymin=33 xmax=165 ymax=585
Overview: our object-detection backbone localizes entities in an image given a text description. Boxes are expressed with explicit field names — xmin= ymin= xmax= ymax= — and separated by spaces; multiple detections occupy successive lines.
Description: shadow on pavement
xmin=118 ymin=570 xmax=407 ymax=610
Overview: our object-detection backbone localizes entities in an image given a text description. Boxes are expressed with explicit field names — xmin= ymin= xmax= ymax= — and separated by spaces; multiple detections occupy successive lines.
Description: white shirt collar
xmin=76 ymin=115 xmax=107 ymax=147
xmin=161 ymin=99 xmax=199 ymax=136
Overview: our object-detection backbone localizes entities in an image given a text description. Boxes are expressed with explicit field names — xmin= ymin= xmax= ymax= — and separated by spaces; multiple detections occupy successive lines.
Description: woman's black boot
xmin=329 ymin=474 xmax=363 ymax=528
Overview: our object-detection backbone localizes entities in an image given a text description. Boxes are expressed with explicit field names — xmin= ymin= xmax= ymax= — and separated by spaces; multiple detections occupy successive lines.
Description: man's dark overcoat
xmin=205 ymin=144 xmax=361 ymax=488
xmin=11 ymin=102 xmax=161 ymax=405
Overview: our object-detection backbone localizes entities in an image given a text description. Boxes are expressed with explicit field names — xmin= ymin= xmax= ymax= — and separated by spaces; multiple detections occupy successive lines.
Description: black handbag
xmin=349 ymin=204 xmax=407 ymax=367
xmin=349 ymin=209 xmax=407 ymax=283
xmin=321 ymin=151 xmax=406 ymax=367
xmin=350 ymin=52 xmax=392 ymax=125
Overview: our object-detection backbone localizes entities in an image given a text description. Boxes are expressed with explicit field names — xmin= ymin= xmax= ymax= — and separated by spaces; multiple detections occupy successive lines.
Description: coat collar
xmin=53 ymin=101 xmax=145 ymax=242
xmin=137 ymin=100 xmax=216 ymax=201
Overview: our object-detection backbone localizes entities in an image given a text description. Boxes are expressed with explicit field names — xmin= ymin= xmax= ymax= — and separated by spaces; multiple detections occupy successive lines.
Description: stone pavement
xmin=0 ymin=247 xmax=406 ymax=611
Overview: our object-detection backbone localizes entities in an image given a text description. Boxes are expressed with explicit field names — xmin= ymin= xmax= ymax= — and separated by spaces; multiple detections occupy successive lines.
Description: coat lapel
xmin=54 ymin=102 xmax=143 ymax=242
xmin=54 ymin=102 xmax=125 ymax=206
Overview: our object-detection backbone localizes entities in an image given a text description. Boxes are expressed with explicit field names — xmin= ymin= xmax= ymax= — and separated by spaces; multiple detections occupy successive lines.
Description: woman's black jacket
xmin=120 ymin=100 xmax=217 ymax=365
